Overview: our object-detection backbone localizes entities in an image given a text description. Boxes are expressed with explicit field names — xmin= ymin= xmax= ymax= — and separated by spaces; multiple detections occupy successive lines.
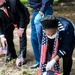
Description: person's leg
xmin=5 ymin=26 xmax=17 ymax=61
xmin=35 ymin=23 xmax=42 ymax=55
xmin=63 ymin=44 xmax=74 ymax=75
xmin=30 ymin=10 xmax=40 ymax=68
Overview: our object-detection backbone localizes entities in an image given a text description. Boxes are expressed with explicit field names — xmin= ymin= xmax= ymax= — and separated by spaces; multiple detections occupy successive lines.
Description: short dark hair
xmin=40 ymin=15 xmax=59 ymax=29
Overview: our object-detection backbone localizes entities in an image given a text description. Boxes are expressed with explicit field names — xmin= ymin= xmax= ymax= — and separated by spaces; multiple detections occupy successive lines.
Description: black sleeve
xmin=16 ymin=0 xmax=30 ymax=28
xmin=57 ymin=27 xmax=74 ymax=58
xmin=0 ymin=17 xmax=4 ymax=35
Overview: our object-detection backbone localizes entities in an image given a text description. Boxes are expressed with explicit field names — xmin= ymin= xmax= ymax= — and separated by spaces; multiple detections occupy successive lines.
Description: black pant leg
xmin=19 ymin=26 xmax=27 ymax=58
xmin=63 ymin=44 xmax=74 ymax=75
xmin=5 ymin=26 xmax=17 ymax=58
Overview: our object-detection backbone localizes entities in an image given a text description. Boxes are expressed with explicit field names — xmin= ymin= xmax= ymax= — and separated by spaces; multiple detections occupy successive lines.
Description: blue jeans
xmin=31 ymin=6 xmax=53 ymax=64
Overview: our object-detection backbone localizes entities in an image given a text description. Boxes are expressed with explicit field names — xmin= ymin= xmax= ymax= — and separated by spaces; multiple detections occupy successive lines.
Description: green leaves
xmin=20 ymin=0 xmax=28 ymax=3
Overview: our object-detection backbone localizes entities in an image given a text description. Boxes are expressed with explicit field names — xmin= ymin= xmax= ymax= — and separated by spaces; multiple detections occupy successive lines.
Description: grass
xmin=20 ymin=0 xmax=28 ymax=3
xmin=54 ymin=0 xmax=59 ymax=2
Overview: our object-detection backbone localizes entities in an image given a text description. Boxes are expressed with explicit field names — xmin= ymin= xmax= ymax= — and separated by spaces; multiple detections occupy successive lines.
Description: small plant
xmin=0 ymin=72 xmax=4 ymax=75
xmin=27 ymin=74 xmax=32 ymax=75
xmin=22 ymin=69 xmax=27 ymax=74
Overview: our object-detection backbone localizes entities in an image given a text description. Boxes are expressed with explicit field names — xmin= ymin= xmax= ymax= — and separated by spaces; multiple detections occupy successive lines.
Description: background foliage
xmin=20 ymin=0 xmax=59 ymax=3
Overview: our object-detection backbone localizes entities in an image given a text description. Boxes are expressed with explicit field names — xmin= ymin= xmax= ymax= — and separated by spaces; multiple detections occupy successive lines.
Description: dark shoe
xmin=29 ymin=63 xmax=39 ymax=69
xmin=6 ymin=55 xmax=17 ymax=62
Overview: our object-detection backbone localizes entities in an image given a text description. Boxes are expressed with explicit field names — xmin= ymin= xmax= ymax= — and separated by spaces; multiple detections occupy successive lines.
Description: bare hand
xmin=17 ymin=28 xmax=24 ymax=37
xmin=1 ymin=37 xmax=7 ymax=48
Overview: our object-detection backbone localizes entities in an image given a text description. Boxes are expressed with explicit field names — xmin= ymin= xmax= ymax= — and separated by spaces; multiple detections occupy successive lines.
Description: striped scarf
xmin=38 ymin=30 xmax=60 ymax=75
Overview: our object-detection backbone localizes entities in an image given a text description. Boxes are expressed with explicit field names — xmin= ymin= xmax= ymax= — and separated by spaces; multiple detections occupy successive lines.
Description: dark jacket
xmin=28 ymin=0 xmax=53 ymax=13
xmin=0 ymin=0 xmax=30 ymax=35
xmin=55 ymin=17 xmax=74 ymax=57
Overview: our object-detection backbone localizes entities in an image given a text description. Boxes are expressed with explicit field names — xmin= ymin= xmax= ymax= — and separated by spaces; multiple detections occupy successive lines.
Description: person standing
xmin=28 ymin=0 xmax=54 ymax=69
xmin=0 ymin=0 xmax=30 ymax=67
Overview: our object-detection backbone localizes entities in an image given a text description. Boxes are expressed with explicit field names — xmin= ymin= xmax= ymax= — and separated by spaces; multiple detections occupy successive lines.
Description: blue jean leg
xmin=35 ymin=23 xmax=42 ymax=53
xmin=31 ymin=10 xmax=40 ymax=64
